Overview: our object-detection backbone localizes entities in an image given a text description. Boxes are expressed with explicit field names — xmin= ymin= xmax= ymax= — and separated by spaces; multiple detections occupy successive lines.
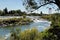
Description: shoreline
xmin=0 ymin=17 xmax=33 ymax=27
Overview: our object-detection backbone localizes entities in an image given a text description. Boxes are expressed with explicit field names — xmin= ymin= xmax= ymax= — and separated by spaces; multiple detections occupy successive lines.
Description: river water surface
xmin=0 ymin=16 xmax=51 ymax=40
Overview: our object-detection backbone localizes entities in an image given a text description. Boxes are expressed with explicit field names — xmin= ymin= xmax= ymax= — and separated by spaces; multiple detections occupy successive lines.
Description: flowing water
xmin=0 ymin=16 xmax=51 ymax=40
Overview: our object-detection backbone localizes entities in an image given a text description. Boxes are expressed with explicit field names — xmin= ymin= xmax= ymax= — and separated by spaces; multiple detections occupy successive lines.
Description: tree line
xmin=0 ymin=8 xmax=43 ymax=16
xmin=0 ymin=8 xmax=26 ymax=16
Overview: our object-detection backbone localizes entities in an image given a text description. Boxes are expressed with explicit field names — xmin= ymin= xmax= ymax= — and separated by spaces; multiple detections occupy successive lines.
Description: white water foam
xmin=34 ymin=19 xmax=51 ymax=23
xmin=5 ymin=33 xmax=11 ymax=40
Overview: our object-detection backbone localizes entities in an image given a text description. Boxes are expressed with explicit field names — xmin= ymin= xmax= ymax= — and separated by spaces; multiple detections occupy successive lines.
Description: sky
xmin=0 ymin=0 xmax=59 ymax=14
xmin=0 ymin=0 xmax=25 ymax=11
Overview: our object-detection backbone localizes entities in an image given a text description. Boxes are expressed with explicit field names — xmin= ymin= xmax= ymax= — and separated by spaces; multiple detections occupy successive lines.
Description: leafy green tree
xmin=40 ymin=11 xmax=43 ymax=16
xmin=41 ymin=13 xmax=60 ymax=40
xmin=0 ymin=10 xmax=3 ymax=16
xmin=23 ymin=0 xmax=60 ymax=12
xmin=3 ymin=8 xmax=8 ymax=15
xmin=16 ymin=10 xmax=22 ymax=15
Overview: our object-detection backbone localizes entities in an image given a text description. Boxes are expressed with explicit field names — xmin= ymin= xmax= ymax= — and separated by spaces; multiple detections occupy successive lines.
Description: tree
xmin=0 ymin=10 xmax=3 ymax=16
xmin=40 ymin=11 xmax=43 ymax=16
xmin=23 ymin=0 xmax=60 ymax=12
xmin=3 ymin=8 xmax=8 ymax=14
xmin=15 ymin=10 xmax=22 ymax=16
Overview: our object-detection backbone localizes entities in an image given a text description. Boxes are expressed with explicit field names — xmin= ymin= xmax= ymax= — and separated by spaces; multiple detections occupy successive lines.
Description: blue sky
xmin=0 ymin=0 xmax=25 ymax=11
xmin=0 ymin=0 xmax=59 ymax=14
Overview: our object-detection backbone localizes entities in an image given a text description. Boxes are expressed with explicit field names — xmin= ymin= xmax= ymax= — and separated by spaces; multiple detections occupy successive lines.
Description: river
xmin=0 ymin=16 xmax=51 ymax=40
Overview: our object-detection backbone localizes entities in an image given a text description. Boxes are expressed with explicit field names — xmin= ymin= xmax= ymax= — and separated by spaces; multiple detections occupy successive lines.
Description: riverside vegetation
xmin=0 ymin=16 xmax=33 ymax=27
xmin=9 ymin=13 xmax=60 ymax=40
xmin=0 ymin=0 xmax=60 ymax=40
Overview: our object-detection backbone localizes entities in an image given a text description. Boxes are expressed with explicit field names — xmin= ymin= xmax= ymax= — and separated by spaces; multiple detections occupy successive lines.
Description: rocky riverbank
xmin=0 ymin=17 xmax=33 ymax=27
